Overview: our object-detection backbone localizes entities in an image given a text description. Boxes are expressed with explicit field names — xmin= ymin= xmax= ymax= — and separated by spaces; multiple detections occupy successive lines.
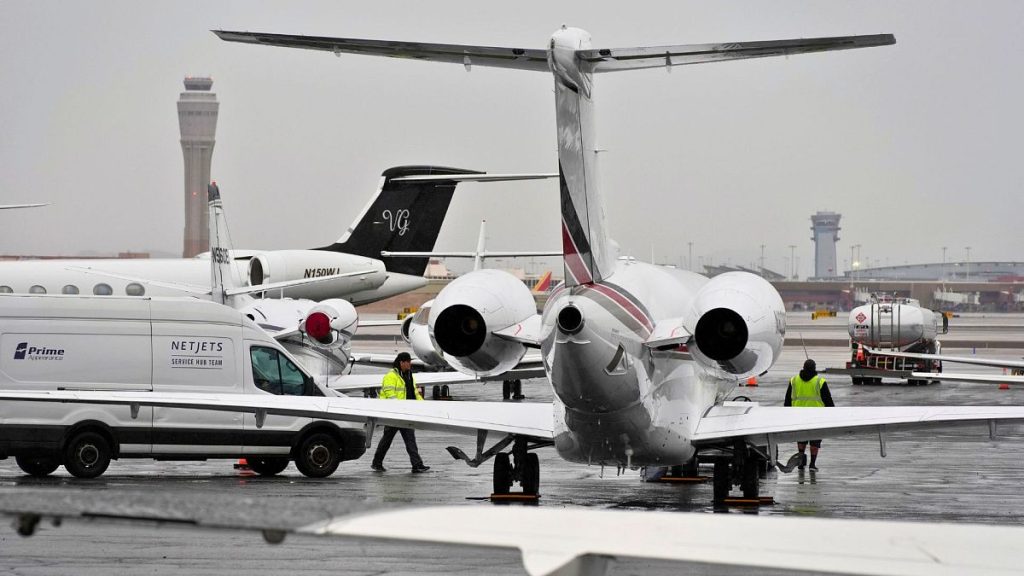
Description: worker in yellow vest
xmin=370 ymin=352 xmax=430 ymax=473
xmin=784 ymin=359 xmax=835 ymax=470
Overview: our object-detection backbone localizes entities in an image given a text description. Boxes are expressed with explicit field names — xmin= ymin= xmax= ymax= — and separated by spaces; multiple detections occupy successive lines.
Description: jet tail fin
xmin=319 ymin=167 xmax=556 ymax=277
xmin=207 ymin=182 xmax=240 ymax=304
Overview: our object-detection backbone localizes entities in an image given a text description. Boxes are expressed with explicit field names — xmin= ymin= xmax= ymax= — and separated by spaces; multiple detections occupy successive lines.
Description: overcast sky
xmin=2 ymin=1 xmax=1022 ymax=277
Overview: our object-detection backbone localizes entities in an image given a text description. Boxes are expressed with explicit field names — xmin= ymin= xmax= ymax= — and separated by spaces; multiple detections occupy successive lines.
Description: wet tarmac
xmin=2 ymin=338 xmax=1024 ymax=574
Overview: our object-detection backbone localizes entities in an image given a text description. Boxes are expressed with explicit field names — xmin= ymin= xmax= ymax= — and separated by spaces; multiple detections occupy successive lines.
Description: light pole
xmin=965 ymin=246 xmax=972 ymax=281
xmin=788 ymin=244 xmax=796 ymax=279
xmin=760 ymin=244 xmax=766 ymax=276
xmin=688 ymin=242 xmax=694 ymax=273
xmin=941 ymin=246 xmax=947 ymax=281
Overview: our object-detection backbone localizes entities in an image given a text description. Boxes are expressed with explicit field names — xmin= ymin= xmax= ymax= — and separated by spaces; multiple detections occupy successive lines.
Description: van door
xmin=241 ymin=342 xmax=317 ymax=456
xmin=150 ymin=322 xmax=243 ymax=456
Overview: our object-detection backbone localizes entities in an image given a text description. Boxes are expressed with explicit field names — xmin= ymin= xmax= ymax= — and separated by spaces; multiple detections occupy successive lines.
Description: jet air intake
xmin=686 ymin=272 xmax=785 ymax=378
xmin=429 ymin=269 xmax=536 ymax=377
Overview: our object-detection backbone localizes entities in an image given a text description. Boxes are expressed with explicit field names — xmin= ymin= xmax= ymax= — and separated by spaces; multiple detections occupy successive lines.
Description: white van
xmin=0 ymin=295 xmax=366 ymax=478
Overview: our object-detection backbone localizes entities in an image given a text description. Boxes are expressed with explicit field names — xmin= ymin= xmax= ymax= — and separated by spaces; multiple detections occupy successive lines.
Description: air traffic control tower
xmin=177 ymin=76 xmax=218 ymax=258
xmin=810 ymin=211 xmax=841 ymax=278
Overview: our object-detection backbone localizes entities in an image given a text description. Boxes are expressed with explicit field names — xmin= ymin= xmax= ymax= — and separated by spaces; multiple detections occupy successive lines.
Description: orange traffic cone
xmin=746 ymin=376 xmax=758 ymax=387
xmin=234 ymin=458 xmax=250 ymax=470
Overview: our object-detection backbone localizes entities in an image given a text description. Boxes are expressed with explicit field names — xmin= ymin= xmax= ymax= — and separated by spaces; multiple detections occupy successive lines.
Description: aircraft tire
xmin=521 ymin=453 xmax=540 ymax=495
xmin=294 ymin=433 xmax=341 ymax=478
xmin=15 ymin=455 xmax=61 ymax=477
xmin=502 ymin=381 xmax=512 ymax=401
xmin=247 ymin=456 xmax=290 ymax=476
xmin=712 ymin=460 xmax=730 ymax=502
xmin=493 ymin=452 xmax=513 ymax=494
xmin=432 ymin=385 xmax=441 ymax=400
xmin=741 ymin=459 xmax=760 ymax=499
xmin=63 ymin=431 xmax=112 ymax=479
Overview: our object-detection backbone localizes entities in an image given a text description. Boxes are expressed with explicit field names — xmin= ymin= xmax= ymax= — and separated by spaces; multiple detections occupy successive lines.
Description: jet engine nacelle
xmin=248 ymin=250 xmax=386 ymax=300
xmin=299 ymin=298 xmax=359 ymax=350
xmin=429 ymin=269 xmax=535 ymax=377
xmin=401 ymin=301 xmax=445 ymax=368
xmin=685 ymin=272 xmax=785 ymax=378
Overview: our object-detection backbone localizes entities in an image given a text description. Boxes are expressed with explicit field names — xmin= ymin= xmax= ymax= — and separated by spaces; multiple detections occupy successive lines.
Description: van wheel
xmin=247 ymin=457 xmax=290 ymax=476
xmin=63 ymin=432 xmax=111 ymax=479
xmin=16 ymin=455 xmax=61 ymax=477
xmin=294 ymin=433 xmax=341 ymax=478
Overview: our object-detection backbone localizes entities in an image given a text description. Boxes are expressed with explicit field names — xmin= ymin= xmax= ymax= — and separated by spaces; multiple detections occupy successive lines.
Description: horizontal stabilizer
xmin=213 ymin=30 xmax=550 ymax=72
xmin=582 ymin=34 xmax=896 ymax=72
xmin=390 ymin=173 xmax=556 ymax=183
xmin=381 ymin=250 xmax=561 ymax=258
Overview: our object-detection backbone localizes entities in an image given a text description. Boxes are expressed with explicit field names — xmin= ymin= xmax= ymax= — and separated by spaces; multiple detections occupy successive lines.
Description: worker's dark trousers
xmin=372 ymin=426 xmax=424 ymax=468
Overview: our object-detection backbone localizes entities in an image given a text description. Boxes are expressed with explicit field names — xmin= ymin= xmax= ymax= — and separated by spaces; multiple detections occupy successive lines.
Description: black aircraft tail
xmin=317 ymin=166 xmax=480 ymax=276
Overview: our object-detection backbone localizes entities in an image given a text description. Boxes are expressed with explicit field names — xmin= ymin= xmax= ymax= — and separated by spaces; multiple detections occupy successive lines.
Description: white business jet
xmin=12 ymin=28 xmax=1024 ymax=506
xmin=0 ymin=166 xmax=546 ymax=305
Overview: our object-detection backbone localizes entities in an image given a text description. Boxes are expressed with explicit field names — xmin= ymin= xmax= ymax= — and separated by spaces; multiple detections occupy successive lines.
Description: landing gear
xmin=711 ymin=442 xmax=768 ymax=503
xmin=502 ymin=380 xmax=524 ymax=401
xmin=491 ymin=437 xmax=540 ymax=496
xmin=431 ymin=385 xmax=452 ymax=400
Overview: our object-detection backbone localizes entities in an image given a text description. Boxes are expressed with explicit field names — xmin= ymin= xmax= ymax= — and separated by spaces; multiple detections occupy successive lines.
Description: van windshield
xmin=251 ymin=346 xmax=313 ymax=396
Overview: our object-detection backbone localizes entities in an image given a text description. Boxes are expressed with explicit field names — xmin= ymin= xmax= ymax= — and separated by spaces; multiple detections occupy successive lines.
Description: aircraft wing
xmin=325 ymin=366 xmax=547 ymax=392
xmin=304 ymin=506 xmax=1024 ymax=576
xmin=909 ymin=372 xmax=1024 ymax=385
xmin=213 ymin=30 xmax=550 ymax=72
xmin=65 ymin=266 xmax=212 ymax=295
xmin=693 ymin=404 xmax=1024 ymax=446
xmin=580 ymin=34 xmax=896 ymax=72
xmin=0 ymin=203 xmax=48 ymax=210
xmin=867 ymin=347 xmax=1024 ymax=370
xmin=6 ymin=497 xmax=1022 ymax=576
xmin=0 ymin=391 xmax=553 ymax=439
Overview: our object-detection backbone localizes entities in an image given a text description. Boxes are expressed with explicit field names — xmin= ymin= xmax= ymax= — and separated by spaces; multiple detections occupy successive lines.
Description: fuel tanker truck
xmin=841 ymin=295 xmax=948 ymax=385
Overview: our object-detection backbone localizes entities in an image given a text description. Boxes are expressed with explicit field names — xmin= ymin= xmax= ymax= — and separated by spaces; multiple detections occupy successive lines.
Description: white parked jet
xmin=14 ymin=27 xmax=1024 ymax=506
xmin=0 ymin=166 xmax=547 ymax=305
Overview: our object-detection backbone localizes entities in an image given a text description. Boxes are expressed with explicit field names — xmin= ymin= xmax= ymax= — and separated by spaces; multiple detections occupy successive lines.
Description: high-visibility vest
xmin=790 ymin=375 xmax=826 ymax=407
xmin=380 ymin=368 xmax=423 ymax=400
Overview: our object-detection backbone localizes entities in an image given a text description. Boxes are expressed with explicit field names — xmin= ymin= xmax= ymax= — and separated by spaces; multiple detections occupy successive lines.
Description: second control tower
xmin=178 ymin=76 xmax=219 ymax=258
xmin=810 ymin=211 xmax=842 ymax=278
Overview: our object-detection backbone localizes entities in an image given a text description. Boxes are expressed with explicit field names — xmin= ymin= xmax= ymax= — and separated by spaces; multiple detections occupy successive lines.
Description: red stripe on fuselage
xmin=561 ymin=221 xmax=593 ymax=285
xmin=589 ymin=283 xmax=654 ymax=333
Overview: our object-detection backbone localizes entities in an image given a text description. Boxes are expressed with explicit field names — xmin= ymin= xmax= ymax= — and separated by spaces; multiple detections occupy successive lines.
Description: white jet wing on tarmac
xmin=864 ymin=347 xmax=1024 ymax=385
xmin=0 ymin=391 xmax=553 ymax=440
xmin=694 ymin=402 xmax=1024 ymax=449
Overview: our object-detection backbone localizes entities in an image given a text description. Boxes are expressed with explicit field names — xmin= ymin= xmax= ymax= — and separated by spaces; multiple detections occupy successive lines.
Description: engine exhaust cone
xmin=434 ymin=304 xmax=487 ymax=357
xmin=556 ymin=305 xmax=584 ymax=335
xmin=694 ymin=308 xmax=748 ymax=361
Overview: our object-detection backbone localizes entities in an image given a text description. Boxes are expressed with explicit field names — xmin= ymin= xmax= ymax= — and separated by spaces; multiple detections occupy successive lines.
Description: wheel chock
xmin=722 ymin=496 xmax=775 ymax=506
xmin=489 ymin=493 xmax=540 ymax=503
xmin=657 ymin=476 xmax=710 ymax=484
